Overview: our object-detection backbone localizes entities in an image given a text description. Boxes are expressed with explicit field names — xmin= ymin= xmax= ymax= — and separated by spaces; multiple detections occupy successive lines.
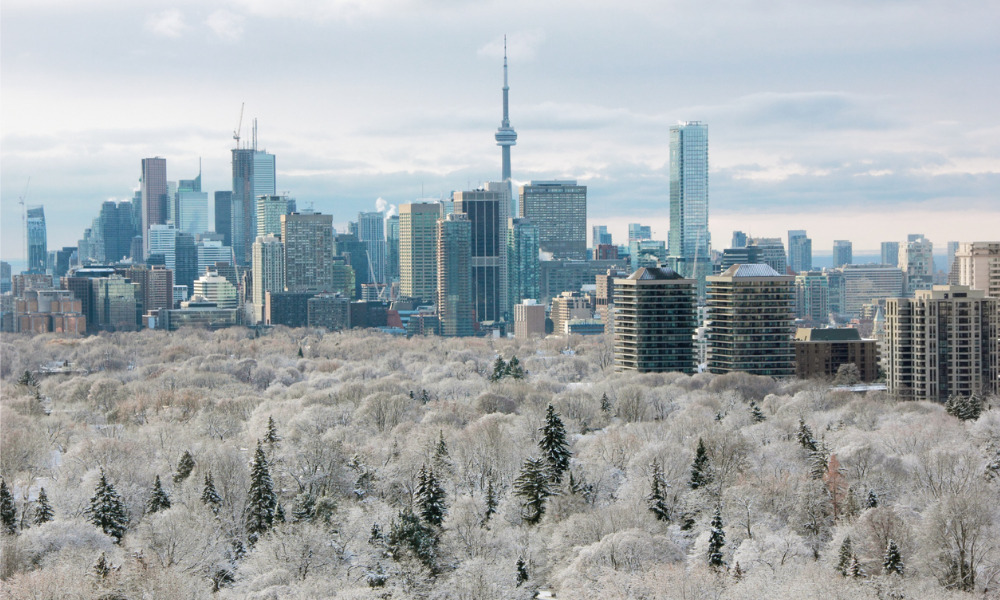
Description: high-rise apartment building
xmin=954 ymin=242 xmax=1000 ymax=299
xmin=192 ymin=270 xmax=239 ymax=309
xmin=881 ymin=241 xmax=900 ymax=267
xmin=706 ymin=264 xmax=795 ymax=377
xmin=748 ymin=237 xmax=787 ymax=274
xmin=900 ymin=234 xmax=934 ymax=296
xmin=668 ymin=121 xmax=710 ymax=277
xmin=282 ymin=212 xmax=333 ymax=292
xmin=787 ymin=230 xmax=812 ymax=273
xmin=508 ymin=218 xmax=540 ymax=309
xmin=232 ymin=140 xmax=276 ymax=266
xmin=141 ymin=158 xmax=168 ymax=260
xmin=358 ymin=212 xmax=387 ymax=284
xmin=26 ymin=206 xmax=47 ymax=273
xmin=550 ymin=291 xmax=592 ymax=336
xmin=628 ymin=224 xmax=652 ymax=242
xmin=519 ymin=181 xmax=587 ymax=260
xmin=256 ymin=195 xmax=291 ymax=239
xmin=885 ymin=285 xmax=998 ymax=402
xmin=833 ymin=240 xmax=853 ymax=268
xmin=592 ymin=225 xmax=612 ymax=248
xmin=794 ymin=271 xmax=830 ymax=323
xmin=613 ymin=267 xmax=697 ymax=373
xmin=454 ymin=188 xmax=508 ymax=322
xmin=215 ymin=191 xmax=233 ymax=247
xmin=399 ymin=203 xmax=441 ymax=304
xmin=252 ymin=234 xmax=285 ymax=323
xmin=437 ymin=213 xmax=474 ymax=337
xmin=514 ymin=300 xmax=546 ymax=339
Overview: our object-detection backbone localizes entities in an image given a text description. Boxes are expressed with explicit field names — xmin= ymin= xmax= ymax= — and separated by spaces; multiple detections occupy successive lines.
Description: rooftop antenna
xmin=233 ymin=102 xmax=244 ymax=149
xmin=253 ymin=118 xmax=258 ymax=151
xmin=17 ymin=177 xmax=30 ymax=268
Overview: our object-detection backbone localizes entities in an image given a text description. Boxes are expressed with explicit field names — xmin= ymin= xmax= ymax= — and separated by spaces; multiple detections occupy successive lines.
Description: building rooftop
xmin=626 ymin=266 xmax=687 ymax=281
xmin=720 ymin=263 xmax=782 ymax=278
xmin=795 ymin=328 xmax=863 ymax=342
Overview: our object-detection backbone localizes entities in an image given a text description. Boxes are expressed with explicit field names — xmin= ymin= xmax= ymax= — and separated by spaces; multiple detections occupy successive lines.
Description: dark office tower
xmin=668 ymin=122 xmax=710 ymax=268
xmin=282 ymin=212 xmax=333 ymax=292
xmin=386 ymin=214 xmax=400 ymax=283
xmin=141 ymin=158 xmax=168 ymax=260
xmin=437 ymin=214 xmax=473 ymax=337
xmin=454 ymin=189 xmax=507 ymax=323
xmin=613 ymin=267 xmax=697 ymax=373
xmin=98 ymin=201 xmax=137 ymax=264
xmin=494 ymin=39 xmax=518 ymax=217
xmin=215 ymin=191 xmax=233 ymax=247
xmin=232 ymin=127 xmax=276 ymax=266
xmin=519 ymin=181 xmax=587 ymax=261
xmin=833 ymin=240 xmax=853 ymax=268
xmin=881 ymin=241 xmax=899 ymax=267
xmin=53 ymin=247 xmax=76 ymax=278
xmin=508 ymin=218 xmax=540 ymax=308
xmin=174 ymin=233 xmax=198 ymax=292
xmin=333 ymin=233 xmax=370 ymax=299
xmin=731 ymin=231 xmax=748 ymax=249
xmin=26 ymin=206 xmax=47 ymax=273
xmin=787 ymin=230 xmax=812 ymax=273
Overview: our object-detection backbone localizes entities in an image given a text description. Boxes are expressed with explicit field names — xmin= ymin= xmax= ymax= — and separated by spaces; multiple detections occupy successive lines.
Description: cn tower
xmin=494 ymin=36 xmax=518 ymax=215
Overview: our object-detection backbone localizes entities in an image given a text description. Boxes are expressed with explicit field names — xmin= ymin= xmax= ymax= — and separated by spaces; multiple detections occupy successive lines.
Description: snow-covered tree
xmin=946 ymin=393 xmax=984 ymax=422
xmin=515 ymin=557 xmax=529 ymax=586
xmin=0 ymin=478 xmax=16 ymax=535
xmin=797 ymin=418 xmax=818 ymax=452
xmin=707 ymin=506 xmax=726 ymax=569
xmin=201 ymin=472 xmax=221 ymax=510
xmin=689 ymin=438 xmax=713 ymax=490
xmin=482 ymin=479 xmax=498 ymax=525
xmin=749 ymin=400 xmax=766 ymax=423
xmin=600 ymin=392 xmax=612 ymax=414
xmin=33 ymin=487 xmax=54 ymax=525
xmin=146 ymin=475 xmax=171 ymax=514
xmin=291 ymin=492 xmax=316 ymax=522
xmin=836 ymin=536 xmax=853 ymax=576
xmin=514 ymin=456 xmax=556 ymax=525
xmin=415 ymin=465 xmax=447 ymax=527
xmin=264 ymin=415 xmax=281 ymax=446
xmin=883 ymin=539 xmax=904 ymax=576
xmin=87 ymin=469 xmax=129 ymax=544
xmin=173 ymin=450 xmax=195 ymax=484
xmin=647 ymin=459 xmax=671 ymax=522
xmin=539 ymin=404 xmax=571 ymax=483
xmin=245 ymin=441 xmax=278 ymax=545
xmin=386 ymin=507 xmax=439 ymax=573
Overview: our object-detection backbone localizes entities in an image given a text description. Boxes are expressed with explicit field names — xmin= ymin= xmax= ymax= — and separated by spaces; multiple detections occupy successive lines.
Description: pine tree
xmin=836 ymin=536 xmax=854 ymax=576
xmin=264 ymin=416 xmax=281 ymax=446
xmin=797 ymin=419 xmax=818 ymax=452
xmin=433 ymin=431 xmax=451 ymax=472
xmin=489 ymin=357 xmax=507 ymax=382
xmin=34 ymin=487 xmax=54 ymax=525
xmin=245 ymin=441 xmax=277 ymax=545
xmin=17 ymin=370 xmax=38 ymax=388
xmin=297 ymin=346 xmax=304 ymax=358
xmin=146 ymin=475 xmax=171 ymax=514
xmin=749 ymin=400 xmax=766 ymax=423
xmin=707 ymin=506 xmax=726 ymax=569
xmin=946 ymin=394 xmax=984 ymax=421
xmin=848 ymin=554 xmax=864 ymax=578
xmin=689 ymin=438 xmax=713 ymax=490
xmin=0 ymin=478 xmax=17 ymax=535
xmin=538 ymin=404 xmax=571 ymax=483
xmin=515 ymin=557 xmax=529 ymax=586
xmin=201 ymin=472 xmax=222 ymax=509
xmin=866 ymin=489 xmax=879 ymax=509
xmin=483 ymin=479 xmax=498 ymax=525
xmin=507 ymin=356 xmax=525 ymax=379
xmin=173 ymin=450 xmax=195 ymax=484
xmin=291 ymin=492 xmax=316 ymax=522
xmin=647 ymin=459 xmax=671 ymax=522
xmin=883 ymin=539 xmax=904 ymax=576
xmin=386 ymin=508 xmax=439 ymax=572
xmin=415 ymin=465 xmax=447 ymax=527
xmin=87 ymin=469 xmax=129 ymax=544
xmin=600 ymin=392 xmax=612 ymax=414
xmin=93 ymin=552 xmax=112 ymax=579
xmin=513 ymin=456 xmax=556 ymax=525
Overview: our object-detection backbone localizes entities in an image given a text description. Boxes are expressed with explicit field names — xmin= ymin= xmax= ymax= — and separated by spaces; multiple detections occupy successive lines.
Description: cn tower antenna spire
xmin=495 ymin=34 xmax=517 ymax=191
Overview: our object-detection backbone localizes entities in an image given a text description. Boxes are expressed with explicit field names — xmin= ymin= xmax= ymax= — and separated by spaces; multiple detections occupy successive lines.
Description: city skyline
xmin=2 ymin=1 xmax=998 ymax=259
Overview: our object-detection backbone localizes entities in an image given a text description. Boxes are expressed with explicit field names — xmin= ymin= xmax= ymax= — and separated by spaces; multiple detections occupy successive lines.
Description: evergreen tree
xmin=482 ymin=479 xmax=498 ymax=525
xmin=809 ymin=446 xmax=830 ymax=480
xmin=689 ymin=438 xmax=713 ymax=490
xmin=733 ymin=562 xmax=744 ymax=581
xmin=291 ymin=492 xmax=316 ymax=522
xmin=369 ymin=522 xmax=383 ymax=545
xmin=93 ymin=552 xmax=112 ymax=580
xmin=173 ymin=450 xmax=195 ymax=484
xmin=415 ymin=465 xmax=447 ymax=527
xmin=538 ymin=404 xmax=571 ymax=483
xmin=507 ymin=356 xmax=525 ymax=379
xmin=34 ymin=487 xmax=54 ymax=525
xmin=797 ymin=419 xmax=818 ymax=452
xmin=749 ymin=400 xmax=766 ymax=423
xmin=489 ymin=357 xmax=507 ymax=382
xmin=386 ymin=508 xmax=439 ymax=572
xmin=264 ymin=416 xmax=281 ymax=446
xmin=201 ymin=472 xmax=222 ymax=509
xmin=600 ymin=392 xmax=612 ymax=414
xmin=647 ymin=459 xmax=671 ymax=522
xmin=707 ymin=506 xmax=726 ymax=569
xmin=433 ymin=430 xmax=451 ymax=472
xmin=883 ymin=539 xmax=904 ymax=576
xmin=848 ymin=554 xmax=864 ymax=578
xmin=836 ymin=536 xmax=854 ymax=576
xmin=146 ymin=475 xmax=171 ymax=514
xmin=0 ymin=478 xmax=16 ymax=535
xmin=866 ymin=489 xmax=879 ymax=509
xmin=297 ymin=346 xmax=304 ymax=358
xmin=87 ymin=469 xmax=129 ymax=544
xmin=245 ymin=441 xmax=278 ymax=545
xmin=946 ymin=393 xmax=984 ymax=421
xmin=513 ymin=456 xmax=556 ymax=525
xmin=17 ymin=370 xmax=38 ymax=388
xmin=515 ymin=557 xmax=529 ymax=586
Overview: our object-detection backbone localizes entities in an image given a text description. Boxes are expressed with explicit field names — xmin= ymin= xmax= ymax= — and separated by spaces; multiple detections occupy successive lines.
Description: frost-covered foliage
xmin=0 ymin=327 xmax=997 ymax=598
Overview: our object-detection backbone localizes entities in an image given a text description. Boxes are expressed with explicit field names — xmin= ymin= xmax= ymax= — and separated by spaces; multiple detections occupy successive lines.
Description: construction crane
xmin=17 ymin=177 xmax=30 ymax=268
xmin=233 ymin=102 xmax=244 ymax=149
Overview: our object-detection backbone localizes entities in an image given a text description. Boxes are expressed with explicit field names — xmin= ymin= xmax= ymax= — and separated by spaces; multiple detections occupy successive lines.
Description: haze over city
xmin=2 ymin=0 xmax=998 ymax=259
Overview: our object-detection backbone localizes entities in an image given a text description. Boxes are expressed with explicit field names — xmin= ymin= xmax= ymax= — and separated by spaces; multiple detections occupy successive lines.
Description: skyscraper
xmin=748 ymin=237 xmax=787 ymax=274
xmin=900 ymin=234 xmax=933 ymax=295
xmin=507 ymin=218 xmax=540 ymax=308
xmin=787 ymin=230 xmax=812 ymax=273
xmin=257 ymin=195 xmax=291 ymax=239
xmin=358 ymin=212 xmax=387 ymax=284
xmin=399 ymin=203 xmax=440 ymax=304
xmin=668 ymin=122 xmax=710 ymax=278
xmin=592 ymin=225 xmax=612 ymax=248
xmin=955 ymin=242 xmax=1000 ymax=299
xmin=494 ymin=38 xmax=518 ymax=217
xmin=385 ymin=214 xmax=400 ymax=283
xmin=282 ymin=212 xmax=333 ymax=292
xmin=613 ymin=267 xmax=697 ymax=373
xmin=141 ymin=157 xmax=168 ymax=259
xmin=880 ymin=241 xmax=899 ymax=267
xmin=232 ymin=130 xmax=276 ymax=266
xmin=628 ymin=223 xmax=652 ymax=243
xmin=833 ymin=240 xmax=853 ymax=268
xmin=252 ymin=234 xmax=285 ymax=323
xmin=437 ymin=213 xmax=473 ymax=337
xmin=215 ymin=191 xmax=233 ymax=247
xmin=454 ymin=188 xmax=508 ymax=322
xmin=519 ymin=181 xmax=587 ymax=260
xmin=26 ymin=206 xmax=47 ymax=273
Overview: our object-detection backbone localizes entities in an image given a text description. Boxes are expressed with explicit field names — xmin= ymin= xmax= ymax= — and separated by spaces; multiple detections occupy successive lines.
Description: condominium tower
xmin=282 ymin=212 xmax=333 ymax=292
xmin=399 ymin=203 xmax=441 ymax=304
xmin=668 ymin=122 xmax=710 ymax=278
xmin=613 ymin=267 xmax=697 ymax=373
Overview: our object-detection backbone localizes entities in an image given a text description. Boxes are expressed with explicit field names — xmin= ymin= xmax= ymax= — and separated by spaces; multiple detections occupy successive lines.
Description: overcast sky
xmin=2 ymin=0 xmax=998 ymax=262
